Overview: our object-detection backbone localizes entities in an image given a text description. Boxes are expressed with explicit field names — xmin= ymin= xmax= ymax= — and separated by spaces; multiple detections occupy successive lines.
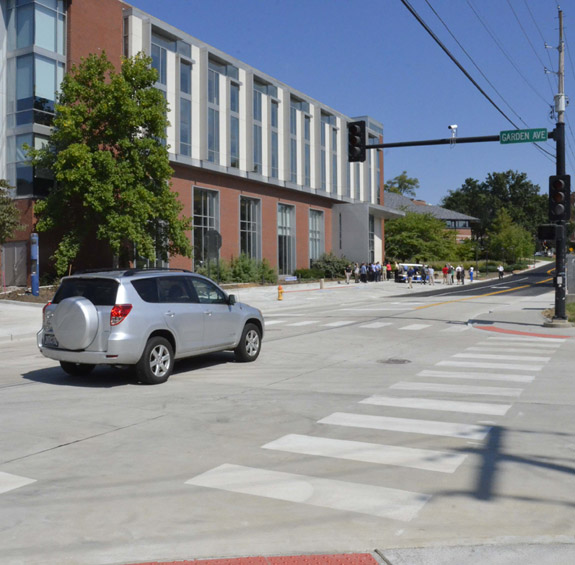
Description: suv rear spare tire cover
xmin=52 ymin=297 xmax=99 ymax=350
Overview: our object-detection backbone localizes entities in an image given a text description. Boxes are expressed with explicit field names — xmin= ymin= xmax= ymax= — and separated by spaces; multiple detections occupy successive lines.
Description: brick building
xmin=0 ymin=0 xmax=403 ymax=286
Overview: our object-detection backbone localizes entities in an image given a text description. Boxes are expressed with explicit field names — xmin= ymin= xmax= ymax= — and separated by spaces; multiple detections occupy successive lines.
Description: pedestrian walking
xmin=461 ymin=266 xmax=465 ymax=285
xmin=428 ymin=265 xmax=435 ymax=285
xmin=344 ymin=264 xmax=352 ymax=284
xmin=386 ymin=261 xmax=392 ymax=280
xmin=498 ymin=264 xmax=504 ymax=279
xmin=407 ymin=266 xmax=414 ymax=288
xmin=469 ymin=266 xmax=474 ymax=282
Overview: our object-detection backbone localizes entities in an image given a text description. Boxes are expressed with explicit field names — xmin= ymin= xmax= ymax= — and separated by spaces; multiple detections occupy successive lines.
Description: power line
xmin=400 ymin=0 xmax=520 ymax=128
xmin=399 ymin=0 xmax=555 ymax=162
xmin=424 ymin=0 xmax=528 ymax=126
xmin=467 ymin=0 xmax=549 ymax=105
xmin=506 ymin=0 xmax=555 ymax=98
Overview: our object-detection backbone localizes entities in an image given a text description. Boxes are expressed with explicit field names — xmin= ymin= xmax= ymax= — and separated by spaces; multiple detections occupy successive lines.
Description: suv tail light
xmin=110 ymin=304 xmax=132 ymax=326
xmin=42 ymin=301 xmax=52 ymax=324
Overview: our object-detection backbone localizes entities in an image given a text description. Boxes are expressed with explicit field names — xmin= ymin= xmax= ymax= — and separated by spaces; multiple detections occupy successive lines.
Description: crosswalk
xmin=265 ymin=317 xmax=446 ymax=332
xmin=185 ymin=332 xmax=568 ymax=522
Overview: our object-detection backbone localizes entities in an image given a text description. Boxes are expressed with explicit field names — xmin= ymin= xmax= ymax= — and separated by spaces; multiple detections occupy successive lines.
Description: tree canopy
xmin=384 ymin=211 xmax=458 ymax=262
xmin=440 ymin=170 xmax=546 ymax=240
xmin=0 ymin=180 xmax=22 ymax=245
xmin=486 ymin=208 xmax=534 ymax=263
xmin=384 ymin=171 xmax=419 ymax=197
xmin=28 ymin=52 xmax=191 ymax=275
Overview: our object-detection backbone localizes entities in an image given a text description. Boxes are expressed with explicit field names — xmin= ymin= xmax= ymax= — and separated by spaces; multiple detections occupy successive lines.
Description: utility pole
xmin=553 ymin=8 xmax=568 ymax=321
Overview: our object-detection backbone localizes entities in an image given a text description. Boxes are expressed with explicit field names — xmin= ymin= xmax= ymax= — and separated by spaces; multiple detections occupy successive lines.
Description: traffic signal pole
xmin=553 ymin=9 xmax=568 ymax=322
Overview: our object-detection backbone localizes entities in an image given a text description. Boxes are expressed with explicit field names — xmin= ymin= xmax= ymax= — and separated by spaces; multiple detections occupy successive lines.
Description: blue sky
xmin=132 ymin=0 xmax=572 ymax=205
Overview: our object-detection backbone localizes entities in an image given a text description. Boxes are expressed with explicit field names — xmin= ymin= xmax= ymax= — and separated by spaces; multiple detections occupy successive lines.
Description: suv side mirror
xmin=228 ymin=294 xmax=236 ymax=305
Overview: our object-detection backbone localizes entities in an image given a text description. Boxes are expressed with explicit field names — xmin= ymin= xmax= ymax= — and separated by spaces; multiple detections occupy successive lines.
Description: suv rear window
xmin=53 ymin=278 xmax=119 ymax=306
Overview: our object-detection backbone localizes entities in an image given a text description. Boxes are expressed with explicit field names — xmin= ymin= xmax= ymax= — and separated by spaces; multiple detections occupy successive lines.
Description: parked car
xmin=37 ymin=269 xmax=264 ymax=384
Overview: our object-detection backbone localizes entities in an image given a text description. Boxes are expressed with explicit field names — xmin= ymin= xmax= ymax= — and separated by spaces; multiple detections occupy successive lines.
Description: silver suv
xmin=37 ymin=269 xmax=264 ymax=384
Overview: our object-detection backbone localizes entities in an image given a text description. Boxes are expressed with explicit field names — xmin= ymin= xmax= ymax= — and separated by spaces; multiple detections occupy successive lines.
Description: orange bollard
xmin=277 ymin=285 xmax=284 ymax=300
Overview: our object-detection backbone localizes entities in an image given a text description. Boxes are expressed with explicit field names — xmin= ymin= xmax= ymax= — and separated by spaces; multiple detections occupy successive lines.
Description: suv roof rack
xmin=72 ymin=267 xmax=193 ymax=276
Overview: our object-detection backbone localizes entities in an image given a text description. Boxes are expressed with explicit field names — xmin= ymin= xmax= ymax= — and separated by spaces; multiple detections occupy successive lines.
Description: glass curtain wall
xmin=309 ymin=209 xmax=324 ymax=264
xmin=278 ymin=203 xmax=295 ymax=275
xmin=193 ymin=188 xmax=219 ymax=268
xmin=240 ymin=197 xmax=261 ymax=259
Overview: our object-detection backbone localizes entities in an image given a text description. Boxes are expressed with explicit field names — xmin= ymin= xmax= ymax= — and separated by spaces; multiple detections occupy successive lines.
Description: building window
xmin=12 ymin=0 xmax=66 ymax=54
xmin=180 ymin=60 xmax=191 ymax=94
xmin=240 ymin=197 xmax=261 ymax=259
xmin=290 ymin=101 xmax=298 ymax=183
xmin=278 ymin=203 xmax=296 ymax=275
xmin=207 ymin=61 xmax=222 ymax=163
xmin=309 ymin=209 xmax=324 ymax=263
xmin=304 ymin=115 xmax=311 ymax=187
xmin=152 ymin=32 xmax=175 ymax=85
xmin=13 ymin=133 xmax=52 ymax=197
xmin=253 ymin=86 xmax=263 ymax=173
xmin=271 ymin=100 xmax=279 ymax=179
xmin=230 ymin=82 xmax=240 ymax=168
xmin=331 ymin=127 xmax=338 ymax=192
xmin=180 ymin=97 xmax=191 ymax=156
xmin=193 ymin=188 xmax=219 ymax=268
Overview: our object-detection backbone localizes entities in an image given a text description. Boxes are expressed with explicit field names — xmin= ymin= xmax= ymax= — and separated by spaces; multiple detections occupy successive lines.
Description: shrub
xmin=311 ymin=252 xmax=350 ymax=279
xmin=195 ymin=255 xmax=276 ymax=284
xmin=294 ymin=267 xmax=324 ymax=280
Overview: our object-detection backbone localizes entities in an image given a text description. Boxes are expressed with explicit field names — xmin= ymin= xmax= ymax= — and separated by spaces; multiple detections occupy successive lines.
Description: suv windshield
xmin=53 ymin=278 xmax=119 ymax=306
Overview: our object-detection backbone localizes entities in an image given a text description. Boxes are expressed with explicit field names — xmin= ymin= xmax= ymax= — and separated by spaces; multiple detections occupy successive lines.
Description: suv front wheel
xmin=234 ymin=323 xmax=262 ymax=362
xmin=136 ymin=337 xmax=174 ymax=384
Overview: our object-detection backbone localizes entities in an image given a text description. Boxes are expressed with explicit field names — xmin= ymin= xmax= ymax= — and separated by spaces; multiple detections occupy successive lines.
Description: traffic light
xmin=347 ymin=120 xmax=366 ymax=162
xmin=549 ymin=174 xmax=571 ymax=222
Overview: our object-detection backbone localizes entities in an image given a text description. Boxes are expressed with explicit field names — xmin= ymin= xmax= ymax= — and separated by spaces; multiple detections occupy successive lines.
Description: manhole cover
xmin=379 ymin=358 xmax=411 ymax=364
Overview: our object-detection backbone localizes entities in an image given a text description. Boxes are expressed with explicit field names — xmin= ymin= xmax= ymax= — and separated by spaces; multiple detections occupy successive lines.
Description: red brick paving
xmin=128 ymin=553 xmax=378 ymax=565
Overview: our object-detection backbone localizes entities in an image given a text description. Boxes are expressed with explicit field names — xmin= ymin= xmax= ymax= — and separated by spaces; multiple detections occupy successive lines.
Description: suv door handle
xmin=204 ymin=311 xmax=212 ymax=316
xmin=165 ymin=311 xmax=175 ymax=317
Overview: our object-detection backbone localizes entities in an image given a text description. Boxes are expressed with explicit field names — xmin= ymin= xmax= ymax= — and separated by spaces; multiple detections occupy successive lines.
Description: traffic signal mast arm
xmin=367 ymin=129 xmax=557 ymax=150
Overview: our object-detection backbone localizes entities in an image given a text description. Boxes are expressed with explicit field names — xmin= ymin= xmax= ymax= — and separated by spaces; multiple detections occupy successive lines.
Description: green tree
xmin=384 ymin=171 xmax=419 ymax=197
xmin=0 ymin=180 xmax=22 ymax=245
xmin=487 ymin=208 xmax=534 ymax=263
xmin=385 ymin=211 xmax=458 ymax=261
xmin=28 ymin=52 xmax=191 ymax=275
xmin=441 ymin=170 xmax=546 ymax=240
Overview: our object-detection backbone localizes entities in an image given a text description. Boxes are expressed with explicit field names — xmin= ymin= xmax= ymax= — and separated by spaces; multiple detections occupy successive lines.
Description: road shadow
xmin=22 ymin=351 xmax=237 ymax=388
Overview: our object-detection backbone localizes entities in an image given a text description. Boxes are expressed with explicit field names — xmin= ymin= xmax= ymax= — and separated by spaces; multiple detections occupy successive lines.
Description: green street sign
xmin=500 ymin=128 xmax=548 ymax=144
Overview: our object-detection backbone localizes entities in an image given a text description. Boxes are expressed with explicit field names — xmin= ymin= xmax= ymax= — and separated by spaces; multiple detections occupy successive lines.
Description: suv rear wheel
xmin=136 ymin=337 xmax=174 ymax=384
xmin=60 ymin=361 xmax=96 ymax=377
xmin=234 ymin=323 xmax=262 ymax=362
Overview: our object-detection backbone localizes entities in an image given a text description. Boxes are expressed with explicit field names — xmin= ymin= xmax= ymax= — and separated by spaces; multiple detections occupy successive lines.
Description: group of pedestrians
xmin=344 ymin=261 xmax=394 ymax=284
xmin=441 ymin=264 xmax=474 ymax=285
xmin=404 ymin=264 xmax=435 ymax=288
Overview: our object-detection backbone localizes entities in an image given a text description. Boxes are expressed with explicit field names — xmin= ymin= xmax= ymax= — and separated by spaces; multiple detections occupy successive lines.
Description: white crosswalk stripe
xmin=417 ymin=369 xmax=534 ymax=383
xmin=262 ymin=434 xmax=467 ymax=473
xmin=186 ymin=463 xmax=431 ymax=521
xmin=442 ymin=325 xmax=470 ymax=332
xmin=453 ymin=353 xmax=551 ymax=362
xmin=323 ymin=321 xmax=355 ymax=327
xmin=318 ymin=412 xmax=491 ymax=440
xmin=360 ymin=395 xmax=511 ymax=416
xmin=466 ymin=346 xmax=558 ymax=353
xmin=287 ymin=320 xmax=318 ymax=327
xmin=0 ymin=472 xmax=36 ymax=495
xmin=390 ymin=381 xmax=523 ymax=397
xmin=400 ymin=324 xmax=432 ymax=331
xmin=485 ymin=336 xmax=566 ymax=344
xmin=359 ymin=322 xmax=393 ymax=329
xmin=265 ymin=320 xmax=285 ymax=326
xmin=478 ymin=340 xmax=561 ymax=348
xmin=437 ymin=360 xmax=543 ymax=371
